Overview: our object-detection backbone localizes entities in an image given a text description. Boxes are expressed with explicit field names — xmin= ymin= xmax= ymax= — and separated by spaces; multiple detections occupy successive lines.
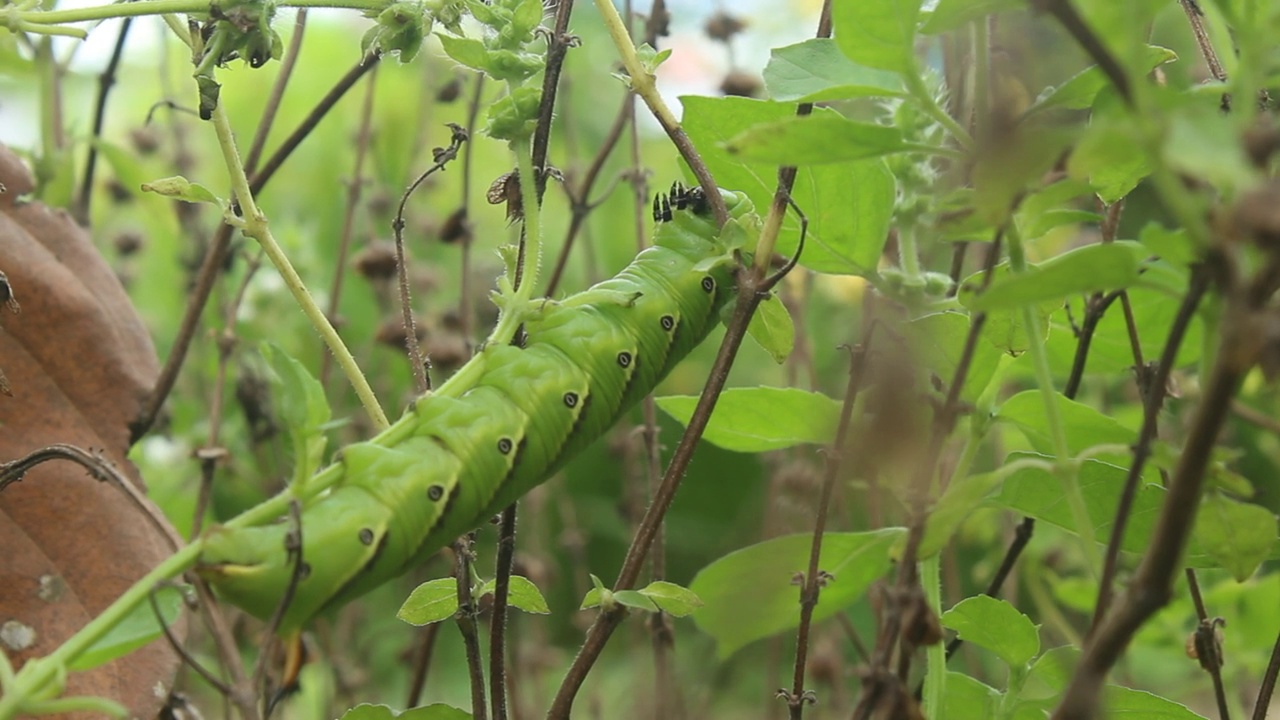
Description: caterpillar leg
xmin=266 ymin=632 xmax=306 ymax=716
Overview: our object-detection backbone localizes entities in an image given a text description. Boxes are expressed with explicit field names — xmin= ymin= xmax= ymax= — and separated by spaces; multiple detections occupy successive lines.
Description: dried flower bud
xmin=354 ymin=241 xmax=400 ymax=281
xmin=704 ymin=10 xmax=746 ymax=42
xmin=720 ymin=70 xmax=762 ymax=98
xmin=129 ymin=126 xmax=161 ymax=155
xmin=440 ymin=207 xmax=472 ymax=245
xmin=436 ymin=76 xmax=463 ymax=103
xmin=113 ymin=230 xmax=144 ymax=256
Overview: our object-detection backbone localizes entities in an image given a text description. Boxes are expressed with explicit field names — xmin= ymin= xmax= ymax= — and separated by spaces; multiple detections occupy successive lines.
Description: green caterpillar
xmin=198 ymin=185 xmax=756 ymax=634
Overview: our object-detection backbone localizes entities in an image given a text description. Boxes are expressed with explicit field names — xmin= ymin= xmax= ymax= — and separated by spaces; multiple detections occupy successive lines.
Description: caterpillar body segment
xmin=198 ymin=186 xmax=756 ymax=633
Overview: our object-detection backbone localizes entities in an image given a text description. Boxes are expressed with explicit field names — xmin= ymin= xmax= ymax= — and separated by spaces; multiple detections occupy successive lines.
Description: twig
xmin=1087 ymin=266 xmax=1209 ymax=633
xmin=147 ymin=583 xmax=231 ymax=696
xmin=1177 ymin=0 xmax=1229 ymax=112
xmin=783 ymin=340 xmax=870 ymax=719
xmin=543 ymin=94 xmax=633 ymax=297
xmin=530 ymin=0 xmax=575 ymax=200
xmin=458 ymin=73 xmax=485 ymax=350
xmin=1185 ymin=569 xmax=1231 ymax=720
xmin=135 ymin=52 xmax=383 ymax=437
xmin=1031 ymin=0 xmax=1133 ymax=107
xmin=249 ymin=52 xmax=382 ymax=197
xmin=243 ymin=10 xmax=309 ymax=175
xmin=1054 ymin=256 xmax=1252 ymax=719
xmin=1253 ymin=624 xmax=1280 ymax=720
xmin=452 ymin=536 xmax=489 ymax=720
xmin=392 ymin=123 xmax=469 ymax=394
xmin=74 ymin=17 xmax=132 ymax=225
xmin=590 ymin=0 xmax=726 ymax=225
xmin=0 ymin=444 xmax=184 ymax=552
xmin=489 ymin=504 xmax=519 ymax=720
xmin=319 ymin=60 xmax=378 ymax=386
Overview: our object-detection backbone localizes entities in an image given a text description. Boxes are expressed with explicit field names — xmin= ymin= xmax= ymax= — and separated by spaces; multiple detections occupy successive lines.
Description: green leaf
xmin=656 ymin=387 xmax=841 ymax=452
xmin=905 ymin=312 xmax=1003 ymax=403
xmin=1103 ymin=685 xmax=1209 ymax=719
xmin=510 ymin=0 xmax=544 ymax=39
xmin=941 ymin=671 xmax=1001 ymax=719
xmin=723 ymin=116 xmax=908 ymax=165
xmin=1138 ymin=222 xmax=1197 ymax=267
xmin=634 ymin=43 xmax=672 ymax=76
xmin=1164 ymin=102 xmax=1257 ymax=194
xmin=1023 ymin=645 xmax=1080 ymax=701
xmin=998 ymin=391 xmax=1135 ymax=461
xmin=911 ymin=470 xmax=1005 ymax=560
xmin=967 ymin=243 xmax=1141 ymax=312
xmin=831 ymin=0 xmax=923 ymax=74
xmin=140 ymin=175 xmax=223 ymax=206
xmin=920 ymin=0 xmax=1023 ymax=33
xmin=437 ymin=34 xmax=489 ymax=73
xmin=478 ymin=575 xmax=551 ymax=615
xmin=70 ymin=585 xmax=185 ymax=671
xmin=261 ymin=342 xmax=331 ymax=483
xmin=992 ymin=454 xmax=1218 ymax=565
xmin=1194 ymin=493 xmax=1278 ymax=581
xmin=955 ymin=268 xmax=1056 ymax=355
xmin=681 ymin=97 xmax=895 ymax=276
xmin=397 ymin=578 xmax=459 ymax=625
xmin=612 ymin=590 xmax=659 ymax=612
xmin=1027 ymin=46 xmax=1177 ymax=114
xmin=636 ymin=581 xmax=703 ymax=617
xmin=941 ymin=595 xmax=1039 ymax=668
xmin=339 ymin=704 xmax=472 ymax=720
xmin=746 ymin=293 xmax=794 ymax=363
xmin=1068 ymin=112 xmax=1151 ymax=203
xmin=764 ymin=39 xmax=904 ymax=103
xmin=691 ymin=529 xmax=904 ymax=657
xmin=580 ymin=573 xmax=610 ymax=610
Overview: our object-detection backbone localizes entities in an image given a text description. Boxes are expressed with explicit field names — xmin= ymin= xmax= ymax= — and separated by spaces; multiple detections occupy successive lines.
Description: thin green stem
xmin=13 ymin=0 xmax=388 ymax=25
xmin=898 ymin=219 xmax=923 ymax=281
xmin=922 ymin=554 xmax=947 ymax=720
xmin=1005 ymin=223 xmax=1098 ymax=576
xmin=486 ymin=135 xmax=543 ymax=346
xmin=207 ymin=91 xmax=389 ymax=430
xmin=0 ymin=544 xmax=203 ymax=718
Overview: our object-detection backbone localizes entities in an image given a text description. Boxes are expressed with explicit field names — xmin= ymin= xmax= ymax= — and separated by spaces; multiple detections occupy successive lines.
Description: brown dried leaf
xmin=0 ymin=144 xmax=180 ymax=719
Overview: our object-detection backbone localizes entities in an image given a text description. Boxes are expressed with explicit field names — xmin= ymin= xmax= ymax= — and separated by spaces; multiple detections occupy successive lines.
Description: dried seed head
xmin=424 ymin=332 xmax=469 ymax=373
xmin=720 ymin=70 xmax=762 ymax=98
xmin=113 ymin=230 xmax=144 ymax=256
xmin=354 ymin=241 xmax=400 ymax=281
xmin=1231 ymin=179 xmax=1280 ymax=247
xmin=375 ymin=317 xmax=428 ymax=351
xmin=1244 ymin=119 xmax=1280 ymax=168
xmin=704 ymin=10 xmax=746 ymax=42
xmin=367 ymin=189 xmax=393 ymax=218
xmin=129 ymin=126 xmax=161 ymax=155
xmin=439 ymin=207 xmax=472 ymax=245
xmin=436 ymin=76 xmax=463 ymax=103
xmin=106 ymin=177 xmax=133 ymax=204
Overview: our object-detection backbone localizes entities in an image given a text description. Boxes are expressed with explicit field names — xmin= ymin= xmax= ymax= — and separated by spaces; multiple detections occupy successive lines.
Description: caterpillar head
xmin=652 ymin=182 xmax=751 ymax=223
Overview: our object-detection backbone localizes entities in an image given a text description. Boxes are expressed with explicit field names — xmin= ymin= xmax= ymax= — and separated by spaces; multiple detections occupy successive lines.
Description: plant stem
xmin=590 ymin=0 xmax=727 ymax=225
xmin=921 ymin=554 xmax=946 ymax=720
xmin=15 ymin=0 xmax=388 ymax=25
xmin=1006 ymin=222 xmax=1098 ymax=575
xmin=208 ymin=94 xmax=389 ymax=430
xmin=0 ymin=545 xmax=203 ymax=718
